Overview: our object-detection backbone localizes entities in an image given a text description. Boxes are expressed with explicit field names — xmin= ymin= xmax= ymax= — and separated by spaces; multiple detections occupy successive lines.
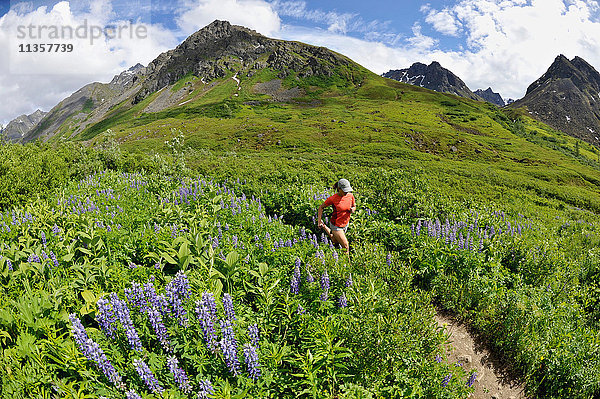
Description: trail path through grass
xmin=435 ymin=311 xmax=527 ymax=399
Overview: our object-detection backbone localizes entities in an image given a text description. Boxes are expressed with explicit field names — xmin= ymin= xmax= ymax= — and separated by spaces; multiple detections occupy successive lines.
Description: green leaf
xmin=62 ymin=253 xmax=75 ymax=262
xmin=259 ymin=262 xmax=269 ymax=276
xmin=81 ymin=290 xmax=96 ymax=304
xmin=225 ymin=251 xmax=240 ymax=267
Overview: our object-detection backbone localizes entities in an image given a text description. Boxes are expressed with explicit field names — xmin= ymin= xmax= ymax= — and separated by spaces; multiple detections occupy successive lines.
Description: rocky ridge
xmin=382 ymin=62 xmax=483 ymax=101
xmin=510 ymin=54 xmax=600 ymax=145
xmin=474 ymin=87 xmax=505 ymax=106
xmin=1 ymin=109 xmax=47 ymax=142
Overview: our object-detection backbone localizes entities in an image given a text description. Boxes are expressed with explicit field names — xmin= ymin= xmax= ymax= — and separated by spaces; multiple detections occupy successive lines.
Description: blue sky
xmin=2 ymin=0 xmax=600 ymax=124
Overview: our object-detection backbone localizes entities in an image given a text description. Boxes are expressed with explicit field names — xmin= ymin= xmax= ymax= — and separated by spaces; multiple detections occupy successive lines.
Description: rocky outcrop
xmin=382 ymin=62 xmax=483 ymax=101
xmin=1 ymin=109 xmax=47 ymax=142
xmin=133 ymin=20 xmax=351 ymax=103
xmin=510 ymin=55 xmax=600 ymax=145
xmin=474 ymin=87 xmax=505 ymax=106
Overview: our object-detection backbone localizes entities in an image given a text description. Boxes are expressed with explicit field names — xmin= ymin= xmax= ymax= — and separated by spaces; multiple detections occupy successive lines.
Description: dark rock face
xmin=382 ymin=61 xmax=483 ymax=101
xmin=474 ymin=87 xmax=505 ymax=106
xmin=133 ymin=20 xmax=350 ymax=103
xmin=1 ymin=109 xmax=47 ymax=142
xmin=510 ymin=55 xmax=600 ymax=145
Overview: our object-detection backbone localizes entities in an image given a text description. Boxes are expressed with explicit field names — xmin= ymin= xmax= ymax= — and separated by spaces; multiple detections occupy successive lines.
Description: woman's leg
xmin=320 ymin=223 xmax=339 ymax=245
xmin=331 ymin=229 xmax=349 ymax=257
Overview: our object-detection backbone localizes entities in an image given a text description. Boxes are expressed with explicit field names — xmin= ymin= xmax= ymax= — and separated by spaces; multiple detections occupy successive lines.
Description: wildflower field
xmin=1 ymin=138 xmax=600 ymax=399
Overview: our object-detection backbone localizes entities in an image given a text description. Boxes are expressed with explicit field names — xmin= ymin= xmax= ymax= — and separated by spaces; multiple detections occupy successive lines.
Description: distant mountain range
xmin=509 ymin=54 xmax=600 ymax=145
xmin=382 ymin=62 xmax=484 ymax=102
xmin=4 ymin=20 xmax=600 ymax=149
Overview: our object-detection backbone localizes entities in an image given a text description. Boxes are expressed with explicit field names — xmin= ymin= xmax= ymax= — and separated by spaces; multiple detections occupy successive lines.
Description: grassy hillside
xmin=3 ymin=59 xmax=600 ymax=397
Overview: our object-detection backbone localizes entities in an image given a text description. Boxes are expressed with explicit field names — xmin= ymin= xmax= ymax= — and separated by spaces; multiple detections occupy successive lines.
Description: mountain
xmin=23 ymin=20 xmax=359 ymax=142
xmin=22 ymin=63 xmax=146 ymax=142
xmin=382 ymin=62 xmax=483 ymax=101
xmin=474 ymin=87 xmax=505 ymax=106
xmin=510 ymin=54 xmax=600 ymax=145
xmin=1 ymin=109 xmax=47 ymax=142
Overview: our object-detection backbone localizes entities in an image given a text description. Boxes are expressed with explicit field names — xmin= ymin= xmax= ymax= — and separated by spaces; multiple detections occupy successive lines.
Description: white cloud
xmin=176 ymin=0 xmax=281 ymax=37
xmin=421 ymin=0 xmax=600 ymax=99
xmin=424 ymin=7 xmax=461 ymax=36
xmin=0 ymin=1 xmax=178 ymax=125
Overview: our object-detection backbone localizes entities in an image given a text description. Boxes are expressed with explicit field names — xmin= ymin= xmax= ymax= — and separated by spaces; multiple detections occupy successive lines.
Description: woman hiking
xmin=317 ymin=178 xmax=356 ymax=259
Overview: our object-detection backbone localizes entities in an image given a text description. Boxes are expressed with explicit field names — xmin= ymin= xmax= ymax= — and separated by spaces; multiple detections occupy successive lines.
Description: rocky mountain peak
xmin=1 ymin=109 xmax=48 ymax=142
xmin=511 ymin=54 xmax=600 ymax=145
xmin=133 ymin=19 xmax=351 ymax=103
xmin=474 ymin=87 xmax=505 ymax=106
xmin=382 ymin=61 xmax=483 ymax=101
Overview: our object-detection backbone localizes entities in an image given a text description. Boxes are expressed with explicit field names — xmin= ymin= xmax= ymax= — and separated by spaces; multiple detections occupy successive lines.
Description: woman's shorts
xmin=329 ymin=222 xmax=348 ymax=233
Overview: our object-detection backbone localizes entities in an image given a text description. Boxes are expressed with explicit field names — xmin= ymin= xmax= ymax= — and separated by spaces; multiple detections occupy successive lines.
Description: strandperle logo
xmin=15 ymin=19 xmax=148 ymax=45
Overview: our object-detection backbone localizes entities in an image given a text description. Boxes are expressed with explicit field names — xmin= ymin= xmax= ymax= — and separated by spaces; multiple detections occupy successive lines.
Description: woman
xmin=317 ymin=178 xmax=356 ymax=258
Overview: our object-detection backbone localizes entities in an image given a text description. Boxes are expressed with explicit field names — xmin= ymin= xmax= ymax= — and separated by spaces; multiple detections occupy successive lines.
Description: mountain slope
xmin=510 ymin=54 xmax=600 ymax=145
xmin=382 ymin=62 xmax=483 ymax=101
xmin=23 ymin=20 xmax=363 ymax=142
xmin=1 ymin=109 xmax=47 ymax=141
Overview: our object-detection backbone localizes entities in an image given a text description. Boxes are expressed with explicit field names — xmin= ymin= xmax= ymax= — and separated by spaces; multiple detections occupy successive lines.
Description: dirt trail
xmin=435 ymin=311 xmax=527 ymax=399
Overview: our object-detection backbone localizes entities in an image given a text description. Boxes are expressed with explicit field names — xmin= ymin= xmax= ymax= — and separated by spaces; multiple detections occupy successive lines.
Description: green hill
xmin=2 ymin=21 xmax=600 ymax=399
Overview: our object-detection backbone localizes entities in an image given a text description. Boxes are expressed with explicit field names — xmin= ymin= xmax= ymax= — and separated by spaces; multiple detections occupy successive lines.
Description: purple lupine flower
xmin=306 ymin=268 xmax=315 ymax=284
xmin=125 ymin=390 xmax=142 ymax=399
xmin=435 ymin=354 xmax=442 ymax=363
xmin=143 ymin=283 xmax=169 ymax=315
xmin=49 ymin=251 xmax=59 ymax=269
xmin=197 ymin=380 xmax=214 ymax=399
xmin=110 ymin=293 xmax=143 ymax=352
xmin=40 ymin=231 xmax=47 ymax=247
xmin=466 ymin=372 xmax=477 ymax=387
xmin=147 ymin=307 xmax=171 ymax=351
xmin=243 ymin=344 xmax=261 ymax=380
xmin=52 ymin=224 xmax=60 ymax=235
xmin=166 ymin=271 xmax=190 ymax=326
xmin=69 ymin=314 xmax=124 ymax=389
xmin=220 ymin=318 xmax=241 ymax=375
xmin=332 ymin=250 xmax=339 ymax=263
xmin=124 ymin=282 xmax=146 ymax=313
xmin=320 ymin=270 xmax=330 ymax=291
xmin=96 ymin=297 xmax=117 ymax=338
xmin=320 ymin=290 xmax=329 ymax=301
xmin=290 ymin=275 xmax=300 ymax=295
xmin=345 ymin=274 xmax=353 ymax=287
xmin=69 ymin=314 xmax=91 ymax=355
xmin=294 ymin=260 xmax=301 ymax=281
xmin=441 ymin=373 xmax=452 ymax=387
xmin=248 ymin=324 xmax=259 ymax=348
xmin=133 ymin=358 xmax=164 ymax=395
xmin=167 ymin=355 xmax=192 ymax=394
xmin=297 ymin=304 xmax=306 ymax=314
xmin=28 ymin=253 xmax=40 ymax=264
xmin=202 ymin=292 xmax=218 ymax=317
xmin=222 ymin=293 xmax=236 ymax=321
xmin=386 ymin=253 xmax=392 ymax=266
xmin=6 ymin=259 xmax=12 ymax=271
xmin=195 ymin=300 xmax=218 ymax=351
xmin=338 ymin=292 xmax=348 ymax=308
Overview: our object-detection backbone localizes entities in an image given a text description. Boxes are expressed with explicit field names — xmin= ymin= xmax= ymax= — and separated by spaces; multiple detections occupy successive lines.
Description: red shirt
xmin=323 ymin=193 xmax=355 ymax=227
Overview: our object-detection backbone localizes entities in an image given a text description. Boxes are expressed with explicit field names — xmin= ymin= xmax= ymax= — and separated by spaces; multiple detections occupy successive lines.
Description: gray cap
xmin=336 ymin=178 xmax=353 ymax=192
